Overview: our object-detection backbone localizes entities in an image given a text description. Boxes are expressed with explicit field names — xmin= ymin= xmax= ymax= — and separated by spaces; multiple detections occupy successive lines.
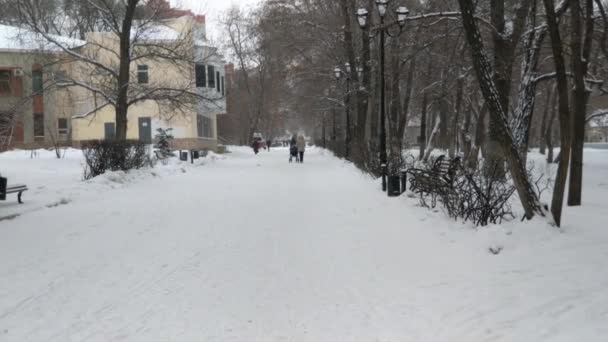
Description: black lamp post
xmin=357 ymin=1 xmax=409 ymax=192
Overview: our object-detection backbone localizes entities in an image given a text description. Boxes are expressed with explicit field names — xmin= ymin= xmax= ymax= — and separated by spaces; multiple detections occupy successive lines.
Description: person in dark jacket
xmin=251 ymin=138 xmax=262 ymax=154
xmin=289 ymin=135 xmax=298 ymax=162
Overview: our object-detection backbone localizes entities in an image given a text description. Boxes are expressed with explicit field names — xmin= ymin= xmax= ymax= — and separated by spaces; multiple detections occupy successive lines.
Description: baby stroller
xmin=289 ymin=145 xmax=299 ymax=163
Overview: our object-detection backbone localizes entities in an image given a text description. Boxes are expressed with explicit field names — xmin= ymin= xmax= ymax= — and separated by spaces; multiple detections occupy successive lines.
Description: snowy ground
xmin=1 ymin=146 xmax=608 ymax=341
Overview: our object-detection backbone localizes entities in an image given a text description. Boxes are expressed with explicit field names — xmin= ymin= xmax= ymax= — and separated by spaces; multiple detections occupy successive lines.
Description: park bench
xmin=406 ymin=155 xmax=461 ymax=206
xmin=0 ymin=176 xmax=28 ymax=204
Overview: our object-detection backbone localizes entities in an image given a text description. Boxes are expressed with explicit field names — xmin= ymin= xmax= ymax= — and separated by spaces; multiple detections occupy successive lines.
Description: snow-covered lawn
xmin=1 ymin=146 xmax=607 ymax=341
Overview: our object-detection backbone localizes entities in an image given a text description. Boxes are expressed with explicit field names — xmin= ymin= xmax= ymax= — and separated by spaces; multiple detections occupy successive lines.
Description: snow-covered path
xmin=1 ymin=147 xmax=608 ymax=341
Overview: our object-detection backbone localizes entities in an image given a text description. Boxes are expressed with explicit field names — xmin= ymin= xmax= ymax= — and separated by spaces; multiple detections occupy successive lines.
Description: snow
xmin=1 ymin=146 xmax=608 ymax=341
xmin=0 ymin=24 xmax=85 ymax=52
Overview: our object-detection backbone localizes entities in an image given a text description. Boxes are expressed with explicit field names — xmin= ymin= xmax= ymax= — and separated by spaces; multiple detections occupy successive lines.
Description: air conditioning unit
xmin=13 ymin=69 xmax=24 ymax=77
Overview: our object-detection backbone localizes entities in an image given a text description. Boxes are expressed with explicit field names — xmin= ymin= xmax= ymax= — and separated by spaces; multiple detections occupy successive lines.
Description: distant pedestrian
xmin=289 ymin=135 xmax=299 ymax=163
xmin=267 ymin=139 xmax=272 ymax=151
xmin=251 ymin=137 xmax=262 ymax=154
xmin=297 ymin=135 xmax=306 ymax=163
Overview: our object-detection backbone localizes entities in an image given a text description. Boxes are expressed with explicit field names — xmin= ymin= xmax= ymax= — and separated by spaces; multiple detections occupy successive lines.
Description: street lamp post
xmin=357 ymin=1 xmax=409 ymax=193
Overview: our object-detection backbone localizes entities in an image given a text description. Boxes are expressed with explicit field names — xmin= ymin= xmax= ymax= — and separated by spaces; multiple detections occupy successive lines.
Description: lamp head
xmin=376 ymin=0 xmax=389 ymax=17
xmin=334 ymin=66 xmax=342 ymax=80
xmin=397 ymin=6 xmax=409 ymax=27
xmin=357 ymin=8 xmax=369 ymax=28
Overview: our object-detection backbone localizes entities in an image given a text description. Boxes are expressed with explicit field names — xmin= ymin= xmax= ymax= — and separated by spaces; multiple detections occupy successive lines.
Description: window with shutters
xmin=54 ymin=70 xmax=69 ymax=86
xmin=57 ymin=118 xmax=68 ymax=135
xmin=0 ymin=70 xmax=11 ymax=95
xmin=195 ymin=64 xmax=206 ymax=88
xmin=216 ymin=71 xmax=220 ymax=92
xmin=137 ymin=65 xmax=149 ymax=84
xmin=32 ymin=69 xmax=43 ymax=94
xmin=34 ymin=113 xmax=44 ymax=138
xmin=207 ymin=65 xmax=215 ymax=89
xmin=197 ymin=115 xmax=213 ymax=138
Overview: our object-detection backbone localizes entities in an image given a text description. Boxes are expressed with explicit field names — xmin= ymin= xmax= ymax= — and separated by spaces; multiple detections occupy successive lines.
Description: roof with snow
xmin=0 ymin=24 xmax=86 ymax=52
xmin=131 ymin=25 xmax=181 ymax=41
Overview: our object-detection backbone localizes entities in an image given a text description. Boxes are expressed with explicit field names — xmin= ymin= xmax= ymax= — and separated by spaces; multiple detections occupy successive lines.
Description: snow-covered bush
xmin=82 ymin=140 xmax=152 ymax=179
xmin=410 ymin=157 xmax=522 ymax=226
xmin=153 ymin=128 xmax=174 ymax=165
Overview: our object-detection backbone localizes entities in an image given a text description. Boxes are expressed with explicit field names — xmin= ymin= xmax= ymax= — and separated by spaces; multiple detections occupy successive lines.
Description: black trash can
xmin=400 ymin=170 xmax=408 ymax=194
xmin=387 ymin=176 xmax=402 ymax=197
xmin=180 ymin=151 xmax=188 ymax=161
xmin=192 ymin=150 xmax=200 ymax=159
xmin=0 ymin=177 xmax=7 ymax=201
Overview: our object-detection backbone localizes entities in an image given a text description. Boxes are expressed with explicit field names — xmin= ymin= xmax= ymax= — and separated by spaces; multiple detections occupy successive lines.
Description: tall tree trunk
xmin=451 ymin=74 xmax=465 ymax=157
xmin=398 ymin=56 xmax=416 ymax=145
xmin=458 ymin=0 xmax=543 ymax=219
xmin=538 ymin=85 xmax=555 ymax=155
xmin=115 ymin=0 xmax=140 ymax=141
xmin=543 ymin=0 xmax=572 ymax=227
xmin=511 ymin=0 xmax=543 ymax=164
xmin=438 ymin=71 xmax=449 ymax=150
xmin=568 ymin=0 xmax=594 ymax=206
xmin=423 ymin=115 xmax=441 ymax=162
xmin=468 ymin=102 xmax=488 ymax=169
xmin=461 ymin=100 xmax=473 ymax=160
xmin=354 ymin=0 xmax=373 ymax=167
xmin=419 ymin=91 xmax=428 ymax=161
xmin=340 ymin=0 xmax=357 ymax=160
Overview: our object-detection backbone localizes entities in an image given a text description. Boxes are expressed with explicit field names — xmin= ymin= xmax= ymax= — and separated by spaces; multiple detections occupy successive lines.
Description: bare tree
xmin=457 ymin=0 xmax=543 ymax=219
xmin=9 ymin=0 xmax=222 ymax=141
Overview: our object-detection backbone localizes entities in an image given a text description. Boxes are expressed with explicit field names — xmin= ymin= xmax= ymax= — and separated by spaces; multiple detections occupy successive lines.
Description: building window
xmin=195 ymin=64 xmax=206 ymax=88
xmin=104 ymin=122 xmax=116 ymax=140
xmin=221 ymin=76 xmax=225 ymax=96
xmin=197 ymin=115 xmax=213 ymax=138
xmin=137 ymin=65 xmax=149 ymax=84
xmin=32 ymin=69 xmax=43 ymax=94
xmin=0 ymin=70 xmax=11 ymax=95
xmin=216 ymin=71 xmax=220 ymax=92
xmin=57 ymin=118 xmax=68 ymax=135
xmin=207 ymin=65 xmax=215 ymax=89
xmin=54 ymin=70 xmax=69 ymax=86
xmin=34 ymin=113 xmax=44 ymax=138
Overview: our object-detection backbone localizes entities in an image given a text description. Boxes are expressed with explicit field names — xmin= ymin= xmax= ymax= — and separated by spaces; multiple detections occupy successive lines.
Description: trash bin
xmin=192 ymin=150 xmax=200 ymax=159
xmin=400 ymin=170 xmax=408 ymax=194
xmin=387 ymin=175 xmax=402 ymax=197
xmin=180 ymin=151 xmax=188 ymax=161
xmin=0 ymin=177 xmax=7 ymax=200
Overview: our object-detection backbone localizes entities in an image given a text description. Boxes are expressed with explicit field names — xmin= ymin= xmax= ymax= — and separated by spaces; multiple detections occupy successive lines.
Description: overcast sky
xmin=170 ymin=0 xmax=262 ymax=40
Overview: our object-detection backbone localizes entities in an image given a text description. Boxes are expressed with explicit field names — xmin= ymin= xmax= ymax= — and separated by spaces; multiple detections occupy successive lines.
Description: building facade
xmin=1 ymin=8 xmax=227 ymax=152
xmin=70 ymin=15 xmax=227 ymax=151
xmin=0 ymin=24 xmax=83 ymax=150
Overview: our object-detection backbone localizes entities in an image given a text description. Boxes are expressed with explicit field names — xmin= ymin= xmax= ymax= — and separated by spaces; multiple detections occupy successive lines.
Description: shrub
xmin=153 ymin=128 xmax=174 ymax=163
xmin=82 ymin=140 xmax=152 ymax=179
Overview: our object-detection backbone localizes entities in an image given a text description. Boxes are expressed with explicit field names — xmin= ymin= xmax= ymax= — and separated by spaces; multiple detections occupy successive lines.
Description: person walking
xmin=297 ymin=135 xmax=306 ymax=163
xmin=289 ymin=135 xmax=298 ymax=163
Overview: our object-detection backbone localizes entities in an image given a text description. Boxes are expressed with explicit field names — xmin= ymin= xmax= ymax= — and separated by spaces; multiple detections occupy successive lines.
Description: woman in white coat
xmin=296 ymin=135 xmax=306 ymax=163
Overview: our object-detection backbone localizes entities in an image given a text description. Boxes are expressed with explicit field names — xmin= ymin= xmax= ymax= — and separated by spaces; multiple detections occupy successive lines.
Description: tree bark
xmin=568 ymin=0 xmax=594 ymax=206
xmin=419 ymin=91 xmax=428 ymax=161
xmin=458 ymin=0 xmax=543 ymax=219
xmin=353 ymin=0 xmax=373 ymax=167
xmin=542 ymin=0 xmax=572 ymax=227
xmin=451 ymin=73 xmax=464 ymax=157
xmin=115 ymin=0 xmax=140 ymax=141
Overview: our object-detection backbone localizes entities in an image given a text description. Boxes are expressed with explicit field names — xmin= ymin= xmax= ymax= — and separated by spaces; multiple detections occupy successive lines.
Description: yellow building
xmin=69 ymin=14 xmax=227 ymax=151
